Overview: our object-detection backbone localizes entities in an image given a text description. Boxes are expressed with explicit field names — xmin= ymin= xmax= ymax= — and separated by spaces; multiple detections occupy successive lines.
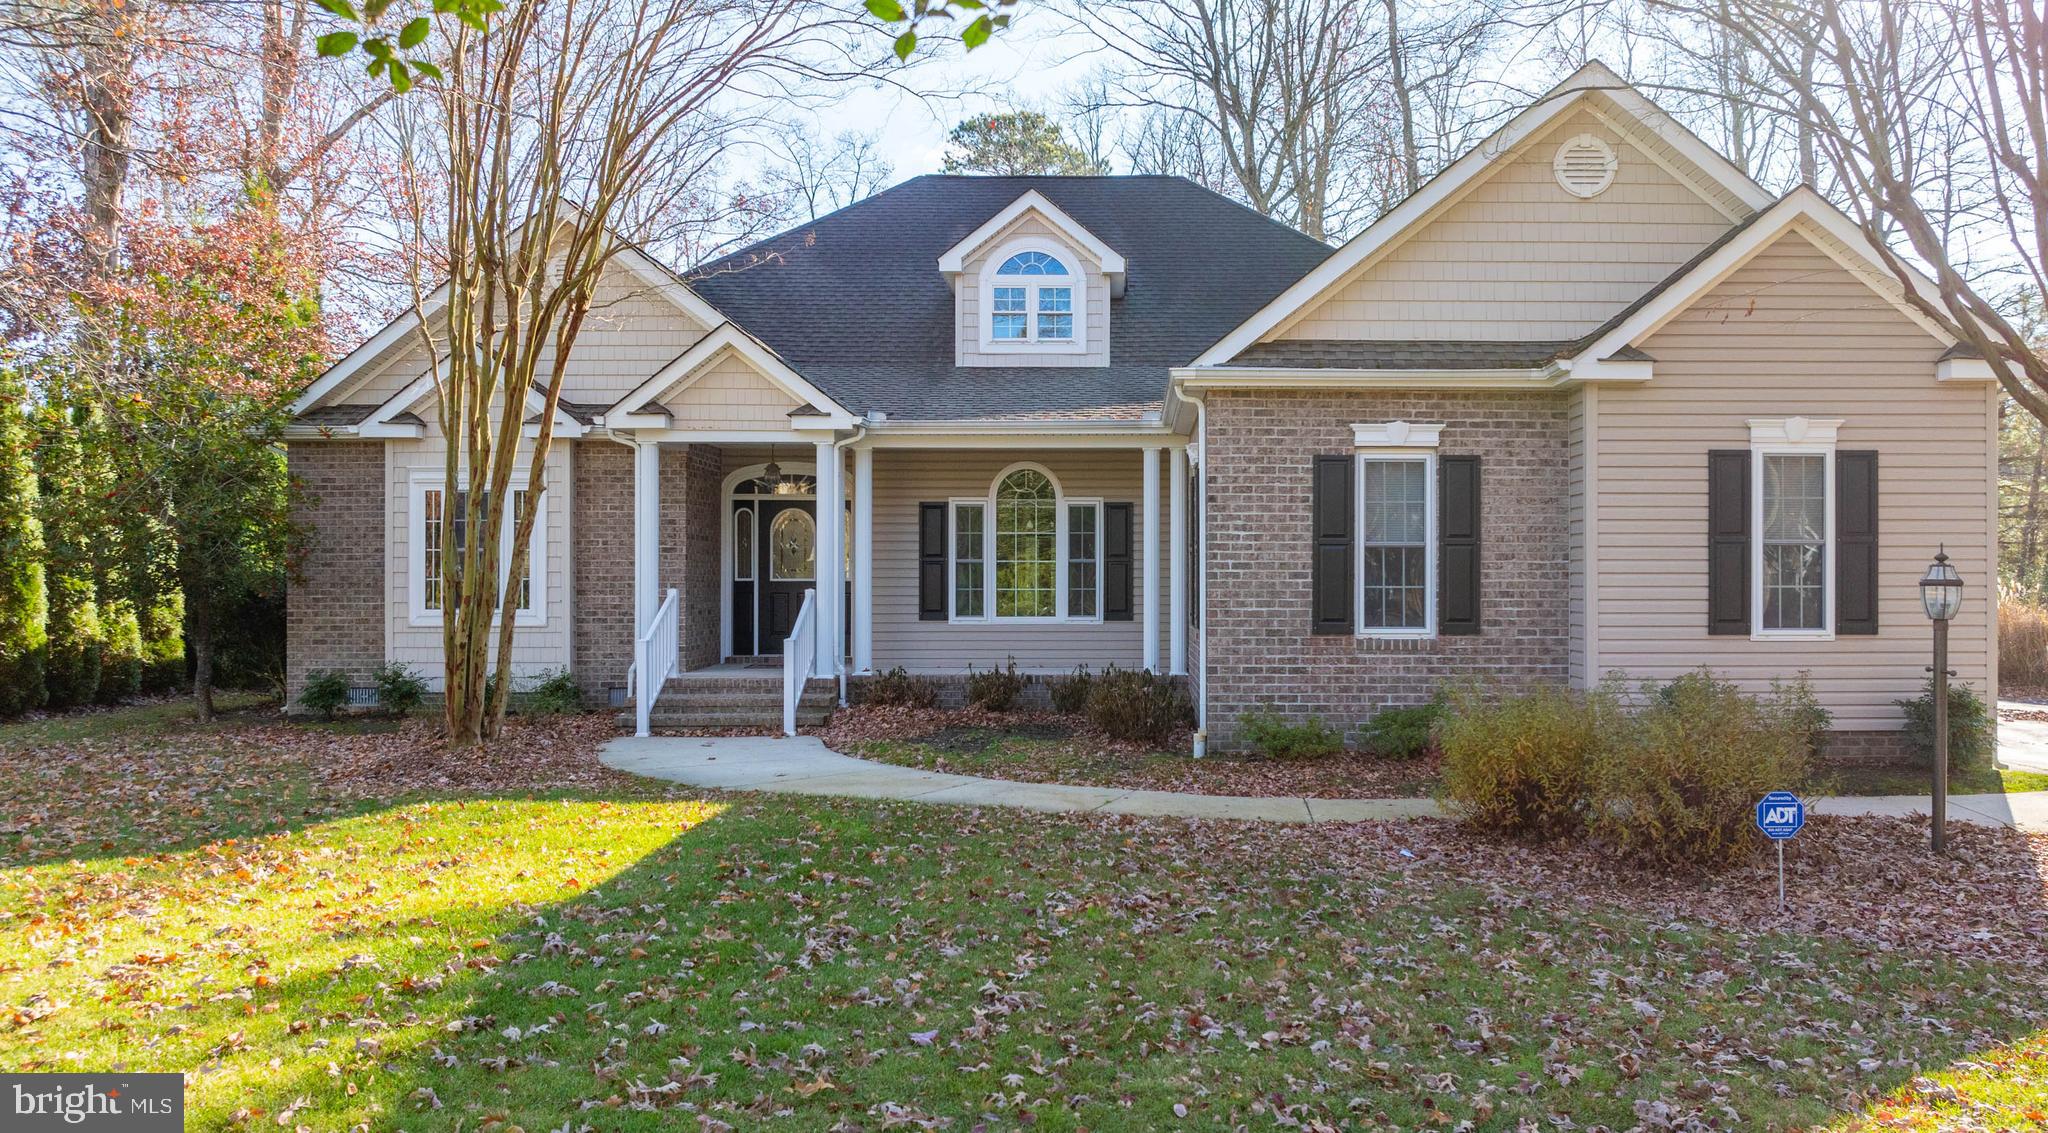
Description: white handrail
xmin=783 ymin=588 xmax=817 ymax=737
xmin=633 ymin=587 xmax=679 ymax=737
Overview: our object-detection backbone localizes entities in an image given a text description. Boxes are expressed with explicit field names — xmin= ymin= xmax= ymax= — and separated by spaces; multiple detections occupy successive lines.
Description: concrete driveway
xmin=1999 ymin=701 xmax=2048 ymax=773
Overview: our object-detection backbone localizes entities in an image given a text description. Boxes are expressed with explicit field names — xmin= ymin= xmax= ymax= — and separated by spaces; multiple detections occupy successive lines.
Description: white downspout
xmin=833 ymin=420 xmax=869 ymax=708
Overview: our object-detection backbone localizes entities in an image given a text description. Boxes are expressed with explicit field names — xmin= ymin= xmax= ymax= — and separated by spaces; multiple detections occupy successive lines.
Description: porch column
xmin=1169 ymin=445 xmax=1188 ymax=676
xmin=852 ymin=444 xmax=874 ymax=673
xmin=814 ymin=440 xmax=842 ymax=679
xmin=633 ymin=440 xmax=660 ymax=640
xmin=1142 ymin=444 xmax=1162 ymax=673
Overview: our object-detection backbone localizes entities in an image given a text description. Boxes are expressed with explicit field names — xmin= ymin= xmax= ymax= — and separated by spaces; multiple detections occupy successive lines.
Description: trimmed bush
xmin=41 ymin=576 xmax=101 ymax=710
xmin=1591 ymin=671 xmax=1816 ymax=869
xmin=35 ymin=403 xmax=103 ymax=710
xmin=1237 ymin=708 xmax=1345 ymax=758
xmin=0 ymin=374 xmax=46 ymax=718
xmin=298 ymin=669 xmax=351 ymax=721
xmin=1896 ymin=677 xmax=1994 ymax=771
xmin=1084 ymin=665 xmax=1192 ymax=745
xmin=1359 ymin=702 xmax=1443 ymax=759
xmin=373 ymin=661 xmax=427 ymax=718
xmin=1047 ymin=666 xmax=1093 ymax=715
xmin=966 ymin=660 xmax=1024 ymax=712
xmin=1437 ymin=682 xmax=1607 ymax=841
xmin=526 ymin=668 xmax=585 ymax=715
xmin=96 ymin=599 xmax=143 ymax=704
xmin=863 ymin=666 xmax=939 ymax=709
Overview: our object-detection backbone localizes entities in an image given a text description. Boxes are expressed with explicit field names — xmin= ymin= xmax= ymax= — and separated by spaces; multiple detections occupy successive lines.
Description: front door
xmin=733 ymin=498 xmax=816 ymax=655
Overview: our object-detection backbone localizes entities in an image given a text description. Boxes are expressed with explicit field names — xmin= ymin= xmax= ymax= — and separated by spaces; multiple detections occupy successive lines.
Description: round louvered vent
xmin=1553 ymin=134 xmax=1618 ymax=198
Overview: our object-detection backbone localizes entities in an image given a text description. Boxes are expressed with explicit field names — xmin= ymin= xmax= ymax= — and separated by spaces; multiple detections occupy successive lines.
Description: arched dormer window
xmin=985 ymin=246 xmax=1081 ymax=349
xmin=949 ymin=464 xmax=1102 ymax=622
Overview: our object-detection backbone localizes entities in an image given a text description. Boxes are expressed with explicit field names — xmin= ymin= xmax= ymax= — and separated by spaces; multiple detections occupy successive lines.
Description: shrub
xmin=1591 ymin=670 xmax=1816 ymax=869
xmin=138 ymin=592 xmax=185 ymax=696
xmin=1359 ymin=702 xmax=1443 ymax=759
xmin=41 ymin=578 xmax=101 ymax=710
xmin=2001 ymin=591 xmax=2048 ymax=688
xmin=373 ymin=662 xmax=427 ymax=718
xmin=863 ymin=666 xmax=939 ymax=709
xmin=0 ymin=375 xmax=46 ymax=718
xmin=96 ymin=600 xmax=143 ymax=705
xmin=298 ymin=669 xmax=351 ymax=721
xmin=1896 ymin=677 xmax=1994 ymax=771
xmin=1771 ymin=673 xmax=1832 ymax=759
xmin=526 ymin=668 xmax=586 ymax=716
xmin=1437 ymin=682 xmax=1608 ymax=841
xmin=1237 ymin=708 xmax=1346 ymax=758
xmin=965 ymin=660 xmax=1024 ymax=712
xmin=1047 ymin=666 xmax=1094 ymax=715
xmin=1085 ymin=665 xmax=1192 ymax=745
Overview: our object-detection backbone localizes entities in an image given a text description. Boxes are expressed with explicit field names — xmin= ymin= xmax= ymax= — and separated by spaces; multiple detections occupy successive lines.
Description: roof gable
xmin=937 ymin=190 xmax=1126 ymax=291
xmin=1193 ymin=61 xmax=1774 ymax=366
xmin=609 ymin=323 xmax=853 ymax=428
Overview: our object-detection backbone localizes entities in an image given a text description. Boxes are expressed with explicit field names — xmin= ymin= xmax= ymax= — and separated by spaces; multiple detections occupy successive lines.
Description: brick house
xmin=286 ymin=63 xmax=2000 ymax=752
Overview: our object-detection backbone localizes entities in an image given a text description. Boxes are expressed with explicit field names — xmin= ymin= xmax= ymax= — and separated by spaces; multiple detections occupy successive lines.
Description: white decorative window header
xmin=1553 ymin=134 xmax=1618 ymax=198
xmin=1352 ymin=420 xmax=1445 ymax=449
xmin=1747 ymin=416 xmax=1843 ymax=446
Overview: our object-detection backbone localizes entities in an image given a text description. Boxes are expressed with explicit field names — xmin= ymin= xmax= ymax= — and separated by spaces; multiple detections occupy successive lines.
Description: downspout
xmin=1169 ymin=385 xmax=1209 ymax=759
xmin=832 ymin=417 xmax=870 ymax=708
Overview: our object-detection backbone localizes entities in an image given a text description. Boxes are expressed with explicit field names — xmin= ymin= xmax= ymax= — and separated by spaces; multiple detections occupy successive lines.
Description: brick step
xmin=643 ymin=707 xmax=833 ymax=729
xmin=660 ymin=676 xmax=833 ymax=694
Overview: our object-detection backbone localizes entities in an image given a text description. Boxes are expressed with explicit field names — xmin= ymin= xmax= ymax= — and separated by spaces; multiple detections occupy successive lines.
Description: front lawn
xmin=3 ymin=702 xmax=2047 ymax=1130
xmin=1823 ymin=760 xmax=2048 ymax=797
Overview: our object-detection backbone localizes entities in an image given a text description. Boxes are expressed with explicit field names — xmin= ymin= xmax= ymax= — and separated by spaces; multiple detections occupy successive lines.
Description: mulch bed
xmin=820 ymin=704 xmax=1440 ymax=799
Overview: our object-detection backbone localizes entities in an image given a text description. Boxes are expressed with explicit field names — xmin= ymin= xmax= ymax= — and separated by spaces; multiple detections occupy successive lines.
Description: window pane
xmin=1038 ymin=312 xmax=1073 ymax=339
xmin=769 ymin=509 xmax=816 ymax=581
xmin=992 ymin=313 xmax=1027 ymax=340
xmin=997 ymin=251 xmax=1068 ymax=276
xmin=423 ymin=489 xmax=444 ymax=610
xmin=734 ymin=508 xmax=754 ymax=581
xmin=1361 ymin=459 xmax=1429 ymax=629
xmin=1068 ymin=503 xmax=1097 ymax=617
xmin=996 ymin=470 xmax=1057 ymax=618
xmin=954 ymin=504 xmax=984 ymax=618
xmin=511 ymin=489 xmax=532 ymax=612
xmin=1038 ymin=287 xmax=1072 ymax=313
xmin=1761 ymin=454 xmax=1826 ymax=630
xmin=992 ymin=286 xmax=1026 ymax=312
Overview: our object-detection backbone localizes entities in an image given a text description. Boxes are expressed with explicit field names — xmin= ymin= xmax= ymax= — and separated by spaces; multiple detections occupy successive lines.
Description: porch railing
xmin=782 ymin=588 xmax=817 ymax=737
xmin=632 ymin=587 xmax=679 ymax=738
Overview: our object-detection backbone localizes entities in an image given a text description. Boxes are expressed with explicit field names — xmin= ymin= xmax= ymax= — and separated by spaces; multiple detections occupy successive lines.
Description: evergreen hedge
xmin=0 ymin=374 xmax=46 ymax=717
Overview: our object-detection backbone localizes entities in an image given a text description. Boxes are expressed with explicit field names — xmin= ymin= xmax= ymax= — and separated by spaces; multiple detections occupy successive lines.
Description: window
xmin=951 ymin=464 xmax=1101 ymax=622
xmin=985 ymin=247 xmax=1081 ymax=347
xmin=1750 ymin=417 xmax=1840 ymax=637
xmin=769 ymin=508 xmax=816 ymax=581
xmin=733 ymin=507 xmax=754 ymax=581
xmin=1359 ymin=458 xmax=1433 ymax=632
xmin=413 ymin=482 xmax=542 ymax=625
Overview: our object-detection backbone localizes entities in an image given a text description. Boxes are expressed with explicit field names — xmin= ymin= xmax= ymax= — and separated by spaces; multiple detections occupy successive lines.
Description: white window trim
xmin=1748 ymin=417 xmax=1842 ymax=641
xmin=408 ymin=477 xmax=547 ymax=628
xmin=947 ymin=462 xmax=1104 ymax=624
xmin=1353 ymin=421 xmax=1444 ymax=639
xmin=978 ymin=239 xmax=1087 ymax=354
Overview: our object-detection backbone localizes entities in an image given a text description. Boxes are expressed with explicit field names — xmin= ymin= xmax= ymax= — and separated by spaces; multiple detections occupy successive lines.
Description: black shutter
xmin=918 ymin=502 xmax=947 ymax=621
xmin=1104 ymin=502 xmax=1134 ymax=621
xmin=1837 ymin=450 xmax=1879 ymax=635
xmin=1439 ymin=455 xmax=1481 ymax=635
xmin=1707 ymin=450 xmax=1750 ymax=635
xmin=1312 ymin=454 xmax=1353 ymax=635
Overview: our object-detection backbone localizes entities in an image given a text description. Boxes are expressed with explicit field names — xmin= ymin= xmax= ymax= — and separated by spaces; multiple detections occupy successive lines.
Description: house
xmin=285 ymin=63 xmax=1999 ymax=754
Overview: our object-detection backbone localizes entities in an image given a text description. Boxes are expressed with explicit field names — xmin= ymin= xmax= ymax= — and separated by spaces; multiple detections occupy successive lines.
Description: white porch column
xmin=813 ymin=441 xmax=842 ymax=679
xmin=632 ymin=440 xmax=660 ymax=640
xmin=1142 ymin=444 xmax=1162 ymax=673
xmin=852 ymin=444 xmax=874 ymax=674
xmin=1169 ymin=445 xmax=1188 ymax=676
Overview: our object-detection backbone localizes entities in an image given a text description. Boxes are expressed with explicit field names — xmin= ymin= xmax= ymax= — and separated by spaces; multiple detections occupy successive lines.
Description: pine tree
xmin=35 ymin=400 xmax=104 ymax=709
xmin=0 ymin=371 xmax=47 ymax=717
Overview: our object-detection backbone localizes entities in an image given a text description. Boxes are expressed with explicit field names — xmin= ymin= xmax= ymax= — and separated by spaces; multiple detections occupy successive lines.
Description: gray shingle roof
xmin=295 ymin=404 xmax=378 ymax=426
xmin=687 ymin=175 xmax=1334 ymax=420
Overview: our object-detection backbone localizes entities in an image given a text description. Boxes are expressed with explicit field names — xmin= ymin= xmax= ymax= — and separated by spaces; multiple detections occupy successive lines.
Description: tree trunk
xmin=189 ymin=590 xmax=215 ymax=723
xmin=2022 ymin=418 xmax=2048 ymax=593
xmin=1383 ymin=0 xmax=1420 ymax=196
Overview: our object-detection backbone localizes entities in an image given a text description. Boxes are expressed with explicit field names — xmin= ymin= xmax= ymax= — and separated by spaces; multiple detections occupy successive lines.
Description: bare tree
xmin=766 ymin=124 xmax=894 ymax=220
xmin=406 ymin=0 xmax=863 ymax=745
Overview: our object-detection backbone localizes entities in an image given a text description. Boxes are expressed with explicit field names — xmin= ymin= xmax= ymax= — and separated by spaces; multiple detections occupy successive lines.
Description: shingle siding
xmin=286 ymin=442 xmax=386 ymax=700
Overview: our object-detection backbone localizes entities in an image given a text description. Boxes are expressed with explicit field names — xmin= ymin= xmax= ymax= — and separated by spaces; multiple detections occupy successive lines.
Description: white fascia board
xmin=1568 ymin=187 xmax=1958 ymax=370
xmin=357 ymin=373 xmax=435 ymax=439
xmin=613 ymin=240 xmax=729 ymax=331
xmin=291 ymin=286 xmax=447 ymax=414
xmin=1937 ymin=356 xmax=1997 ymax=382
xmin=936 ymin=190 xmax=1126 ymax=281
xmin=523 ymin=385 xmax=589 ymax=438
xmin=1171 ymin=365 xmax=1586 ymax=390
xmin=606 ymin=322 xmax=853 ymax=425
xmin=1191 ymin=61 xmax=1773 ymax=368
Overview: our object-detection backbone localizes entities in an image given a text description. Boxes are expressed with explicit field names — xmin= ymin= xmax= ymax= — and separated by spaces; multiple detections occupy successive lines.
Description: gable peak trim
xmin=937 ymin=189 xmax=1126 ymax=284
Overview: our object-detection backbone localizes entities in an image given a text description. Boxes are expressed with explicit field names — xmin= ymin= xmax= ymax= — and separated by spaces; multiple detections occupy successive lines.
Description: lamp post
xmin=1919 ymin=547 xmax=1963 ymax=853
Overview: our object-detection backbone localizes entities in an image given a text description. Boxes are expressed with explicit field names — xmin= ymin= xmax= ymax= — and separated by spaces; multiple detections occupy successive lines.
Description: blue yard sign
xmin=1755 ymin=791 xmax=1806 ymax=840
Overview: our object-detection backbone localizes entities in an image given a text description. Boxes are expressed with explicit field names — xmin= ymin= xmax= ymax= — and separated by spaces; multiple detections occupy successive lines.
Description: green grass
xmin=1823 ymin=760 xmax=2048 ymax=796
xmin=0 ymin=690 xmax=274 ymax=750
xmin=1 ymin=701 xmax=2044 ymax=1130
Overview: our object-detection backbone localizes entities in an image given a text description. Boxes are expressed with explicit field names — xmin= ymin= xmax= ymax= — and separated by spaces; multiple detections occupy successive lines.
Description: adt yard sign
xmin=1755 ymin=791 xmax=1805 ymax=911
xmin=1755 ymin=792 xmax=1805 ymax=840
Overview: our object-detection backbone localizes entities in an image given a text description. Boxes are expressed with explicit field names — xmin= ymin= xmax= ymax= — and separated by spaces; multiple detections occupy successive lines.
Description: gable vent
xmin=1553 ymin=134 xmax=1618 ymax=198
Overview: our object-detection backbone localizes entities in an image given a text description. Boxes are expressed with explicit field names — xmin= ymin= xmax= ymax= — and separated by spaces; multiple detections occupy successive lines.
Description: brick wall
xmin=286 ymin=442 xmax=386 ymax=700
xmin=1203 ymin=389 xmax=1571 ymax=748
xmin=573 ymin=441 xmax=633 ymax=702
xmin=682 ymin=444 xmax=723 ymax=669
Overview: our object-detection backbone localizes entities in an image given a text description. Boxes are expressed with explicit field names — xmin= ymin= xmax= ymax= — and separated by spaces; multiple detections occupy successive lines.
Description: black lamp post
xmin=1920 ymin=547 xmax=1963 ymax=852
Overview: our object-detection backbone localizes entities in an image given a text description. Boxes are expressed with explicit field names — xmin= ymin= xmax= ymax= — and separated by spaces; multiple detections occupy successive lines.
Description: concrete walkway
xmin=601 ymin=735 xmax=2048 ymax=830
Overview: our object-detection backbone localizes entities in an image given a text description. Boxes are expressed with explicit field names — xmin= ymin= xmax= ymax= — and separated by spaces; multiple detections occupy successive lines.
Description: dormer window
xmin=991 ymin=250 xmax=1075 ymax=344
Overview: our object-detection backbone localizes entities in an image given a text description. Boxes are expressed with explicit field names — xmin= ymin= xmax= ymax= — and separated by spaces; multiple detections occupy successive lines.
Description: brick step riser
xmin=645 ymin=713 xmax=831 ymax=728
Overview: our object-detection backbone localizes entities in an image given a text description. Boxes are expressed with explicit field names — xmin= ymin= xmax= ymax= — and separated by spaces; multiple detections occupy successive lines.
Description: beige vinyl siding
xmin=870 ymin=448 xmax=1167 ymax=672
xmin=1566 ymin=385 xmax=1590 ymax=686
xmin=1273 ymin=104 xmax=1736 ymax=342
xmin=655 ymin=351 xmax=803 ymax=428
xmin=1593 ymin=230 xmax=1996 ymax=729
xmin=335 ymin=264 xmax=712 ymax=409
xmin=383 ymin=409 xmax=575 ymax=686
xmin=956 ymin=213 xmax=1111 ymax=368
